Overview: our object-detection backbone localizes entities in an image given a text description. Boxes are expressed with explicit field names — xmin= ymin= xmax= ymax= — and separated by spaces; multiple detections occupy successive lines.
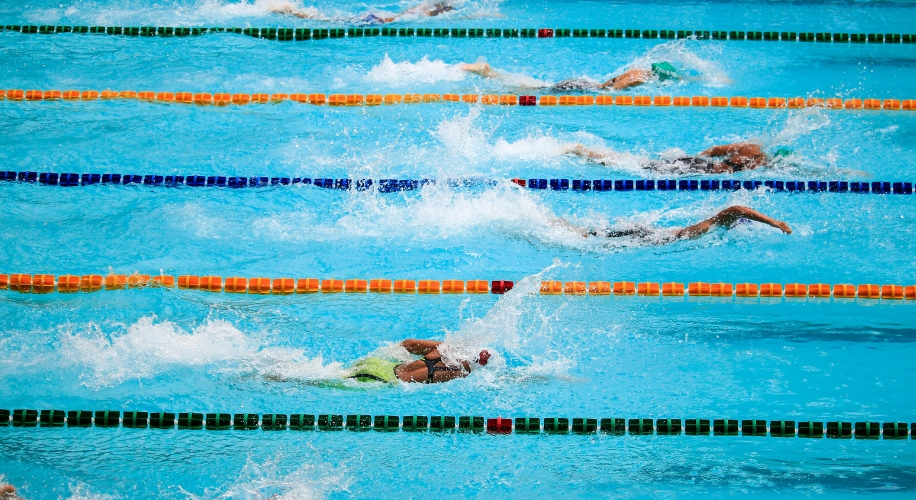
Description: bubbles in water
xmin=64 ymin=482 xmax=118 ymax=500
xmin=185 ymin=455 xmax=351 ymax=500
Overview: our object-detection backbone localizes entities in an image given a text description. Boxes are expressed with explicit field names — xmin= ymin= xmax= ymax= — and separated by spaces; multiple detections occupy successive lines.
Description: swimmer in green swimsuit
xmin=345 ymin=339 xmax=491 ymax=384
xmin=460 ymin=60 xmax=681 ymax=91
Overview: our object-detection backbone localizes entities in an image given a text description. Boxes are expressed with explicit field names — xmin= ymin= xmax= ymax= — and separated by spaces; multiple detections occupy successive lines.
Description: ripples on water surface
xmin=2 ymin=0 xmax=916 ymax=497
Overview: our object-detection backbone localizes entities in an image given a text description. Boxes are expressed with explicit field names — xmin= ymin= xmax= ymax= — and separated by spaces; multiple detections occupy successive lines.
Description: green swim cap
xmin=651 ymin=61 xmax=678 ymax=81
xmin=774 ymin=146 xmax=794 ymax=157
xmin=345 ymin=357 xmax=399 ymax=383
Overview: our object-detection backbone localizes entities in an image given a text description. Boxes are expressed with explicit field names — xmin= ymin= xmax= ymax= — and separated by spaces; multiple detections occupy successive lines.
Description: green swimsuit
xmin=344 ymin=357 xmax=400 ymax=383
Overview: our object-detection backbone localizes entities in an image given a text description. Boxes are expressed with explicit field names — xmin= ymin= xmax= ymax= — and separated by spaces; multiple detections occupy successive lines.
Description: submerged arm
xmin=675 ymin=205 xmax=792 ymax=239
xmin=565 ymin=143 xmax=614 ymax=165
xmin=551 ymin=217 xmax=591 ymax=238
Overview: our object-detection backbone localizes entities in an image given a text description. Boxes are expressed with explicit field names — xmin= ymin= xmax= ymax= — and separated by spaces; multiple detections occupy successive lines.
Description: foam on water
xmin=186 ymin=455 xmax=351 ymax=500
xmin=428 ymin=108 xmax=642 ymax=170
xmin=430 ymin=107 xmax=493 ymax=161
xmin=617 ymin=39 xmax=731 ymax=89
xmin=57 ymin=317 xmax=345 ymax=389
xmin=366 ymin=55 xmax=468 ymax=85
xmin=66 ymin=483 xmax=118 ymax=500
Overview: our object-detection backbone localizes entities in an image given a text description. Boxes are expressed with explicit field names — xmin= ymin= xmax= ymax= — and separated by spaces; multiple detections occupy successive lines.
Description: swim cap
xmin=651 ymin=62 xmax=678 ymax=81
xmin=476 ymin=350 xmax=491 ymax=366
xmin=774 ymin=146 xmax=794 ymax=157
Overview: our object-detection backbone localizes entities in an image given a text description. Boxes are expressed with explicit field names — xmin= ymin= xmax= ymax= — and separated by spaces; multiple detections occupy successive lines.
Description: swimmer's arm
xmin=270 ymin=6 xmax=316 ymax=19
xmin=699 ymin=142 xmax=757 ymax=157
xmin=460 ymin=62 xmax=500 ymax=79
xmin=552 ymin=218 xmax=590 ymax=238
xmin=675 ymin=205 xmax=792 ymax=239
xmin=565 ymin=144 xmax=612 ymax=165
xmin=597 ymin=77 xmax=616 ymax=89
xmin=400 ymin=339 xmax=442 ymax=355
xmin=598 ymin=69 xmax=651 ymax=90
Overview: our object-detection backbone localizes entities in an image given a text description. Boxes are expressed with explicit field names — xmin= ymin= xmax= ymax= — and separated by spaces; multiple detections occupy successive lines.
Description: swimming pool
xmin=2 ymin=0 xmax=916 ymax=497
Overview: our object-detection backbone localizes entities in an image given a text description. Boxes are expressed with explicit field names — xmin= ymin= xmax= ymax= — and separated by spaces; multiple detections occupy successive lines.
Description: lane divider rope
xmin=3 ymin=89 xmax=915 ymax=112
xmin=1 ymin=275 xmax=914 ymax=301
xmin=1 ymin=173 xmax=913 ymax=195
xmin=0 ymin=409 xmax=910 ymax=439
xmin=3 ymin=25 xmax=916 ymax=44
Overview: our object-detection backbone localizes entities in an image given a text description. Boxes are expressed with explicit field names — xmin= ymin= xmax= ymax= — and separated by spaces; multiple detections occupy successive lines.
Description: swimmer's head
xmin=475 ymin=350 xmax=491 ymax=366
xmin=774 ymin=146 xmax=794 ymax=158
xmin=429 ymin=1 xmax=455 ymax=15
xmin=651 ymin=61 xmax=678 ymax=81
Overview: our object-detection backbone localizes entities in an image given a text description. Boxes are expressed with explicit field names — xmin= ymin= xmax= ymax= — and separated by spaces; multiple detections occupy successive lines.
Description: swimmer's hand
xmin=771 ymin=219 xmax=792 ymax=234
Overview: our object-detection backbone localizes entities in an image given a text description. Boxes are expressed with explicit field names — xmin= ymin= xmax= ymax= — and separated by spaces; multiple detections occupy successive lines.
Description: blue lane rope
xmin=0 ymin=171 xmax=913 ymax=194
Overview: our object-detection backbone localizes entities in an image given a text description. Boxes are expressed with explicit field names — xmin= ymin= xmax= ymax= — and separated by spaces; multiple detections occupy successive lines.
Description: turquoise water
xmin=3 ymin=0 xmax=916 ymax=498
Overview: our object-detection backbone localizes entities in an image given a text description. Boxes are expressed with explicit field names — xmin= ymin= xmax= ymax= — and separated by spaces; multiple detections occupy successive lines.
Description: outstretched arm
xmin=460 ymin=62 xmax=500 ymax=79
xmin=551 ymin=217 xmax=591 ymax=238
xmin=598 ymin=69 xmax=652 ymax=89
xmin=700 ymin=142 xmax=758 ymax=157
xmin=675 ymin=206 xmax=792 ymax=239
xmin=564 ymin=143 xmax=613 ymax=165
xmin=400 ymin=339 xmax=442 ymax=356
xmin=270 ymin=5 xmax=317 ymax=18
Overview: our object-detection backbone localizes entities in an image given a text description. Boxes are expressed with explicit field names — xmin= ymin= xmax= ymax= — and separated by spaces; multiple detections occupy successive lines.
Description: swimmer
xmin=460 ymin=60 xmax=683 ymax=91
xmin=0 ymin=483 xmax=19 ymax=500
xmin=555 ymin=205 xmax=792 ymax=244
xmin=567 ymin=142 xmax=791 ymax=174
xmin=271 ymin=1 xmax=454 ymax=24
xmin=345 ymin=339 xmax=490 ymax=384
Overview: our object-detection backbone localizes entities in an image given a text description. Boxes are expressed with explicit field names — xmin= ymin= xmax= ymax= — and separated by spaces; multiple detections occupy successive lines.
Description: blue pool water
xmin=3 ymin=0 xmax=916 ymax=498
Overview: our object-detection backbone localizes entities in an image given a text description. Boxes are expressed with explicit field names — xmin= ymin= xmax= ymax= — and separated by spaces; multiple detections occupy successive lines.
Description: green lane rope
xmin=2 ymin=25 xmax=915 ymax=44
xmin=0 ymin=409 xmax=911 ymax=439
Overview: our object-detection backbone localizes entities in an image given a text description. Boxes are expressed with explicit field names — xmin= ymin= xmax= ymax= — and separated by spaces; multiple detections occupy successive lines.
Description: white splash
xmin=184 ymin=455 xmax=352 ymax=500
xmin=614 ymin=39 xmax=731 ymax=88
xmin=366 ymin=55 xmax=468 ymax=85
xmin=60 ymin=317 xmax=344 ymax=389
